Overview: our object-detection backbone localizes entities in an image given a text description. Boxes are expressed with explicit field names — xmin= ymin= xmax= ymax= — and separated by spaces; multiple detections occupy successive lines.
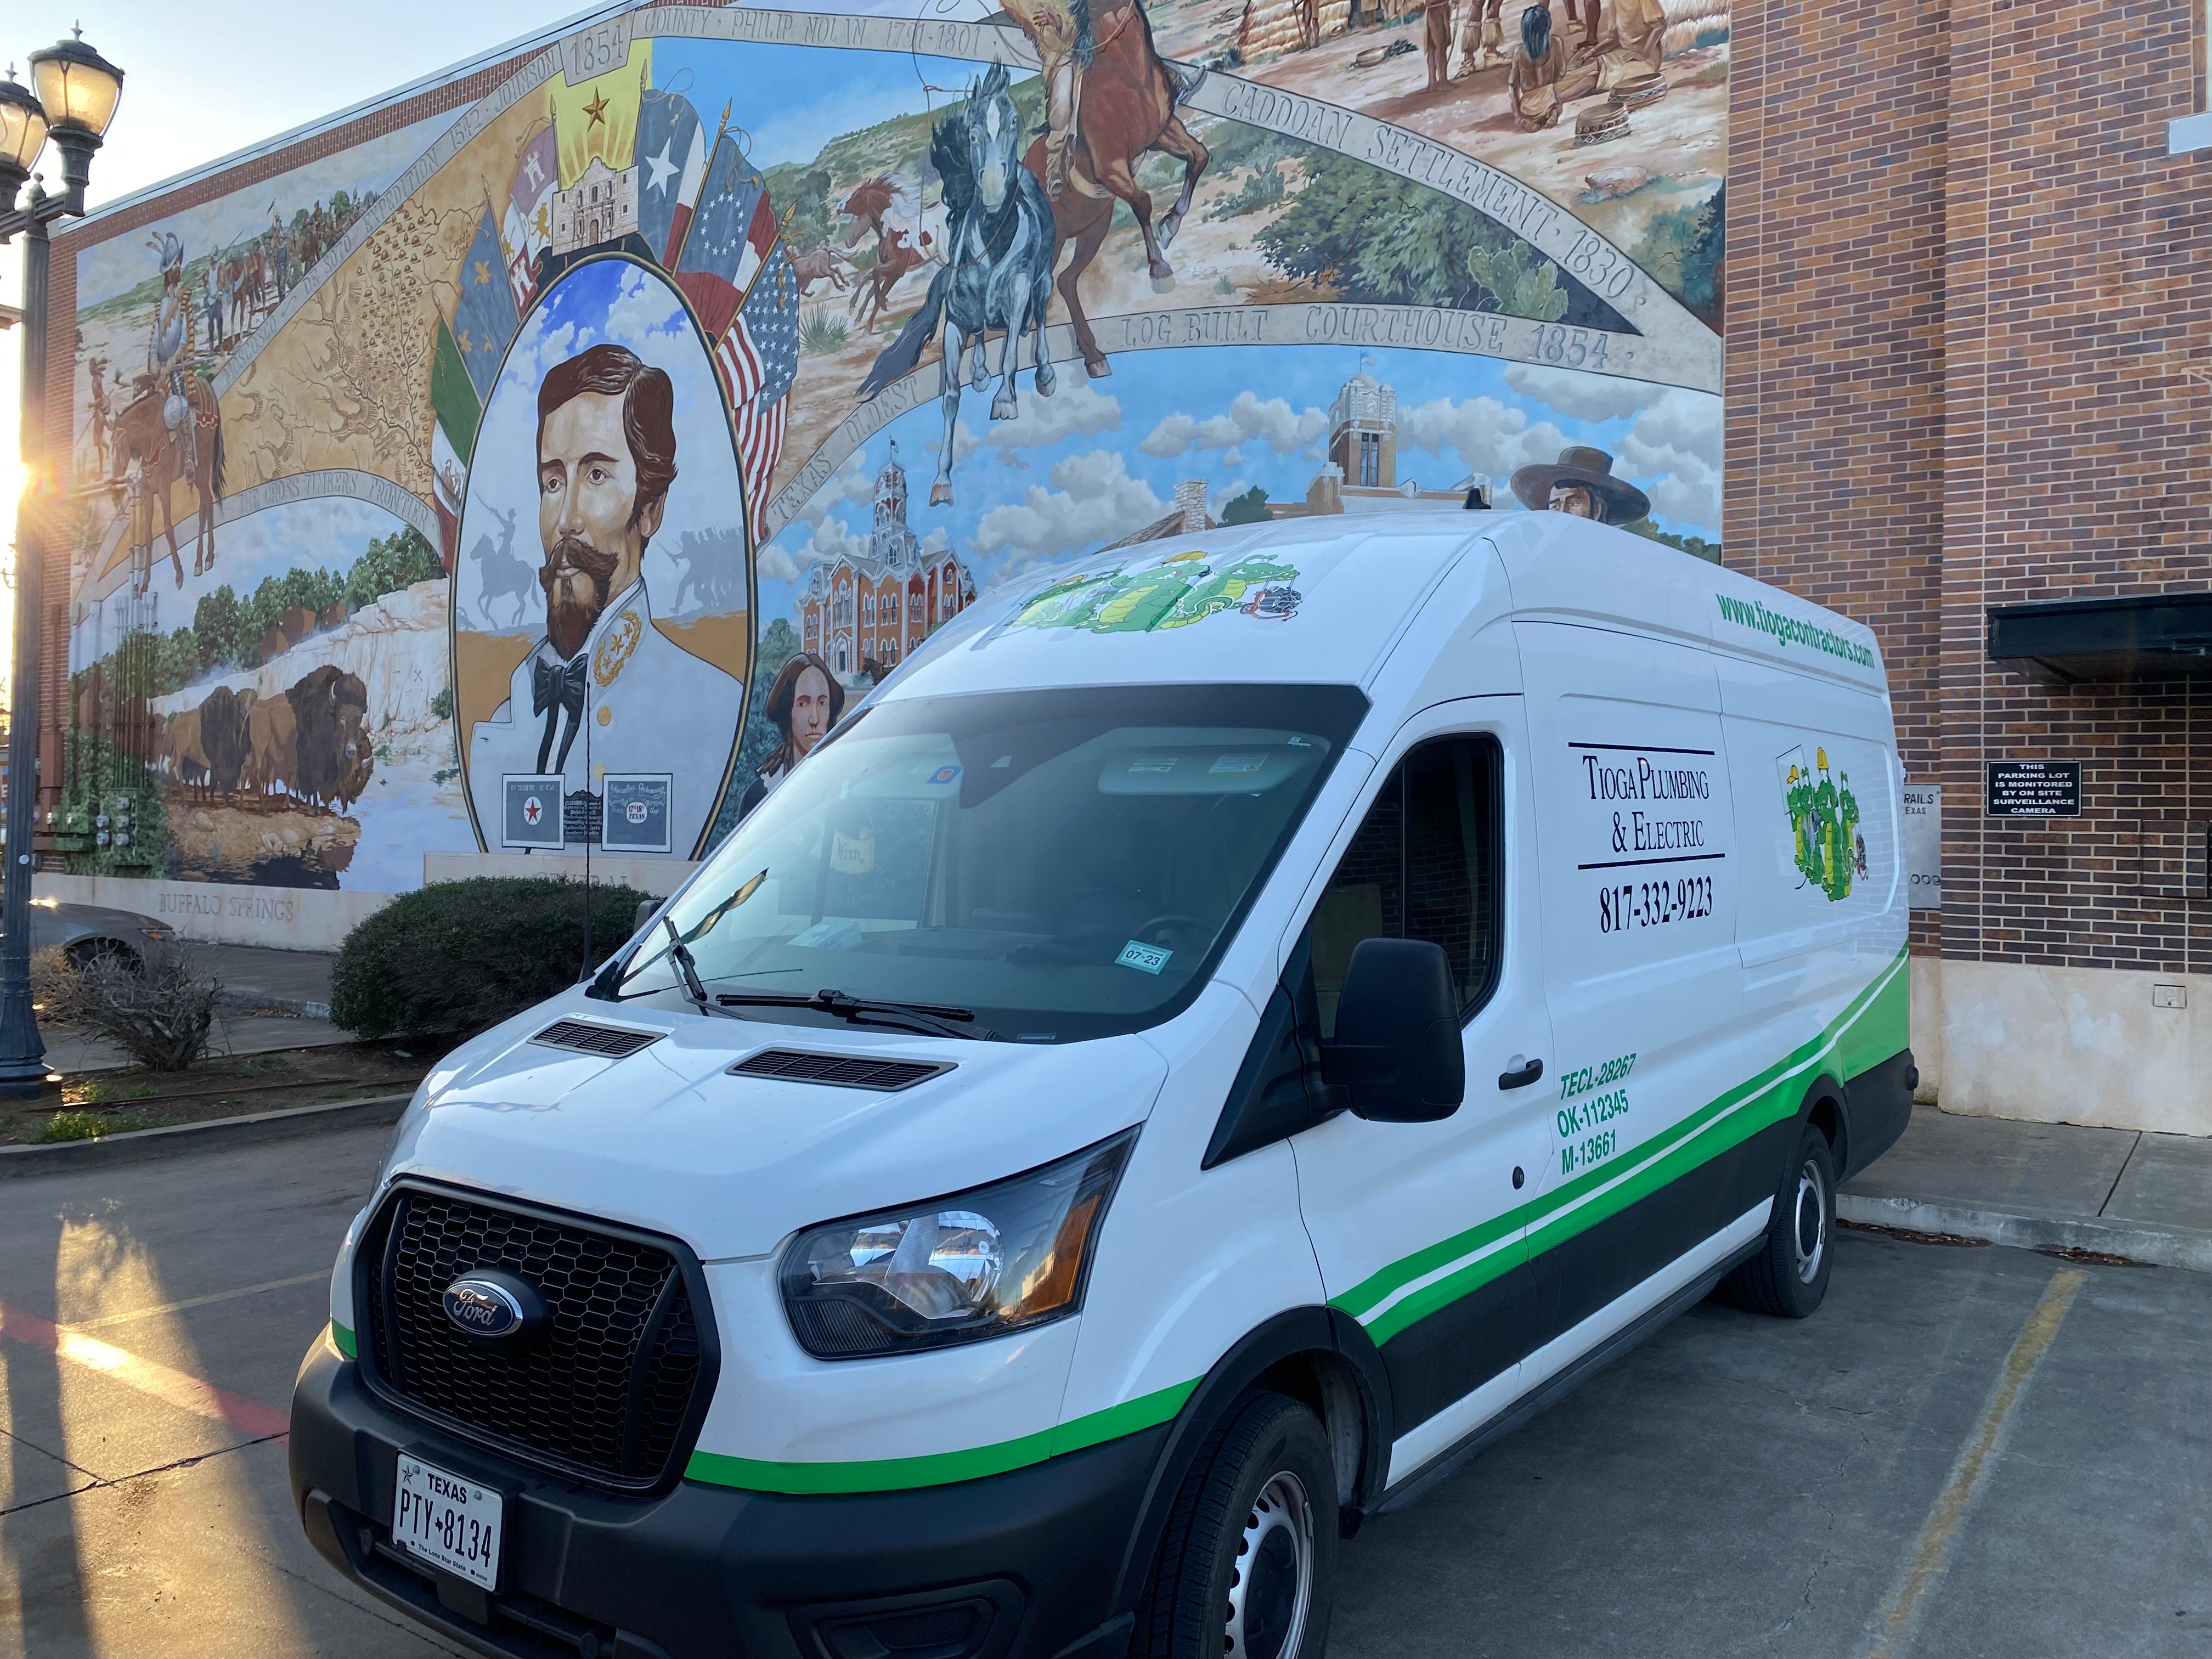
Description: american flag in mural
xmin=714 ymin=251 xmax=801 ymax=545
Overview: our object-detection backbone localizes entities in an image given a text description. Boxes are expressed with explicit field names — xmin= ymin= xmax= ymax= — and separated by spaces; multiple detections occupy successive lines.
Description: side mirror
xmin=635 ymin=898 xmax=661 ymax=935
xmin=1319 ymin=938 xmax=1465 ymax=1122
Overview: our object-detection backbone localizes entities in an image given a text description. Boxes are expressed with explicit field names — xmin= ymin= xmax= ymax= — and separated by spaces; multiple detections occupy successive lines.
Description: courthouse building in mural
xmin=796 ymin=448 xmax=975 ymax=685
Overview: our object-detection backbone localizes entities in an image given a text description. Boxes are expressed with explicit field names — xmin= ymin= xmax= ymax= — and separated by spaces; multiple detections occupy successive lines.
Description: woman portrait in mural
xmin=453 ymin=257 xmax=755 ymax=861
xmin=736 ymin=651 xmax=846 ymax=821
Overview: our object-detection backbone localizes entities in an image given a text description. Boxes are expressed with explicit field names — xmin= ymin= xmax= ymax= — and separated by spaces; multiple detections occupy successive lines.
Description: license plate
xmin=392 ymin=1453 xmax=503 ymax=1590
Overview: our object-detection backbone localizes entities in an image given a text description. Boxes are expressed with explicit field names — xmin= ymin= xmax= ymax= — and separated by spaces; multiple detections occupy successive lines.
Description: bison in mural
xmin=198 ymin=685 xmax=254 ymax=798
xmin=287 ymin=665 xmax=372 ymax=813
xmin=243 ymin=693 xmax=298 ymax=804
xmin=155 ymin=707 xmax=210 ymax=795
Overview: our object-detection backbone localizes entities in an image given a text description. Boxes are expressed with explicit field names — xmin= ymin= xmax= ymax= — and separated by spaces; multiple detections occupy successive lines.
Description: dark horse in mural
xmin=859 ymin=63 xmax=1059 ymax=507
xmin=110 ymin=373 xmax=225 ymax=595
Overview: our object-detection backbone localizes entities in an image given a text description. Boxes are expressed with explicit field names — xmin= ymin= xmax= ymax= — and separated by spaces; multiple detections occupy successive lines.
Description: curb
xmin=1838 ymin=1192 xmax=2212 ymax=1275
xmin=219 ymin=992 xmax=333 ymax=1019
xmin=0 ymin=1092 xmax=413 ymax=1178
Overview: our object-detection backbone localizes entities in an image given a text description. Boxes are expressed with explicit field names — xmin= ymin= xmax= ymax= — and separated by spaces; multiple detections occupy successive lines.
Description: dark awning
xmin=1987 ymin=591 xmax=2212 ymax=682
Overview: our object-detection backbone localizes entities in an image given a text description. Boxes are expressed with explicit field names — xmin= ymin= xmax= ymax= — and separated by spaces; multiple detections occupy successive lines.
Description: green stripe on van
xmin=682 ymin=949 xmax=1909 ymax=1493
xmin=1352 ymin=945 xmax=1908 ymax=1343
xmin=683 ymin=1379 xmax=1196 ymax=1494
xmin=331 ymin=1321 xmax=357 ymax=1359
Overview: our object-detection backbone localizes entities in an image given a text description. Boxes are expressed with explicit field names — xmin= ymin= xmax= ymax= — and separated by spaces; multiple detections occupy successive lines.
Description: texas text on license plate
xmin=392 ymin=1453 xmax=503 ymax=1590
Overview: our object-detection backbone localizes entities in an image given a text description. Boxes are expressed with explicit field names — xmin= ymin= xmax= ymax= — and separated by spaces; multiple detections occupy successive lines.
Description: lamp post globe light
xmin=1 ymin=30 xmax=123 ymax=1098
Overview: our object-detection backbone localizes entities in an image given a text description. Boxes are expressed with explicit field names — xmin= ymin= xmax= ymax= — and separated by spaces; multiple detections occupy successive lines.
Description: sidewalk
xmin=1841 ymin=1106 xmax=2212 ymax=1273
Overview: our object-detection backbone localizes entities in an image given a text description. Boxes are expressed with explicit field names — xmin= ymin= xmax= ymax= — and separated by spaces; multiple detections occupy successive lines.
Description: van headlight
xmin=780 ymin=1130 xmax=1136 ymax=1359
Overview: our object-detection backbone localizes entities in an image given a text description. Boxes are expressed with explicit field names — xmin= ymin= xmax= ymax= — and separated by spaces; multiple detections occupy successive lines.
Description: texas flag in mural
xmin=635 ymin=86 xmax=706 ymax=268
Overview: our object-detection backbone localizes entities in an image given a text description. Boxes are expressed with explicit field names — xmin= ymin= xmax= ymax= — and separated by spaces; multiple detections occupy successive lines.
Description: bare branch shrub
xmin=41 ymin=943 xmax=224 ymax=1072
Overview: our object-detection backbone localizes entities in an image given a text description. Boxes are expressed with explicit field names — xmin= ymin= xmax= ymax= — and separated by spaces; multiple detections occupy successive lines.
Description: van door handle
xmin=1498 ymin=1058 xmax=1544 ymax=1091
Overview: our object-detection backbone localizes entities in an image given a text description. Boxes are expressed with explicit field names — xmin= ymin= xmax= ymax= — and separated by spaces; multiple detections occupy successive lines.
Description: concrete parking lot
xmin=0 ymin=1128 xmax=2205 ymax=1659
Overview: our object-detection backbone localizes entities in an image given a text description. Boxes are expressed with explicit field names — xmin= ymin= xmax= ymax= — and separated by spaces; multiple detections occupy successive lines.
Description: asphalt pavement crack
xmin=0 ymin=1431 xmax=289 ymax=1516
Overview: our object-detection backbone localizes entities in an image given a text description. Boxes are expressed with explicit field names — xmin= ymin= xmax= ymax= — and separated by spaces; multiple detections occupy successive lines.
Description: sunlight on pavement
xmin=0 ymin=1213 xmax=314 ymax=1658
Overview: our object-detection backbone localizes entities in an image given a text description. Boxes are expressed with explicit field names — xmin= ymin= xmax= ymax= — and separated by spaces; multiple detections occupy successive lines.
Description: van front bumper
xmin=289 ymin=1339 xmax=1160 ymax=1659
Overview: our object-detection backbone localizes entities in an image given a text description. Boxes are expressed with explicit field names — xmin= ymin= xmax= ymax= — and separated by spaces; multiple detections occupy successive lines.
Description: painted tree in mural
xmin=1257 ymin=151 xmax=1591 ymax=326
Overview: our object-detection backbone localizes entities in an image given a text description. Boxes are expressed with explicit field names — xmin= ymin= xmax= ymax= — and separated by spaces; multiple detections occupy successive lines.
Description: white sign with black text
xmin=1903 ymin=783 xmax=1941 ymax=910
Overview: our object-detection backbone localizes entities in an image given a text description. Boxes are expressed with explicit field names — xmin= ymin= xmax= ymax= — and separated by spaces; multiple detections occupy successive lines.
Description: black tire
xmin=1133 ymin=1391 xmax=1337 ymax=1659
xmin=65 ymin=938 xmax=138 ymax=975
xmin=1720 ymin=1118 xmax=1836 ymax=1318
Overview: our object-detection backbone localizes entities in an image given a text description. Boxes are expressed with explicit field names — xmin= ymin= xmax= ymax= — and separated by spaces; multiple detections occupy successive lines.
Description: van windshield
xmin=608 ymin=684 xmax=1367 ymax=1042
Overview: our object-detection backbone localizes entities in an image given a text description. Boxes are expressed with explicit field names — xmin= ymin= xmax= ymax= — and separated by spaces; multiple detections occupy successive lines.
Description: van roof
xmin=879 ymin=512 xmax=1885 ymax=703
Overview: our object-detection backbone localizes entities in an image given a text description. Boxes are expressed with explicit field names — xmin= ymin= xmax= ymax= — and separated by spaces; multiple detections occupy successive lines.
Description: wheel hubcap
xmin=1793 ymin=1158 xmax=1827 ymax=1285
xmin=1224 ymin=1470 xmax=1313 ymax=1659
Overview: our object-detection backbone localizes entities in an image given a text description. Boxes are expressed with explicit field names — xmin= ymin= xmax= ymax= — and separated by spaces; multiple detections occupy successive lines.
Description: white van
xmin=291 ymin=513 xmax=1912 ymax=1659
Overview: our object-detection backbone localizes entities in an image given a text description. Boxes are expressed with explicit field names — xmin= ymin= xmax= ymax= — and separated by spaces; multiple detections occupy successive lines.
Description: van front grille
xmin=358 ymin=1184 xmax=710 ymax=1491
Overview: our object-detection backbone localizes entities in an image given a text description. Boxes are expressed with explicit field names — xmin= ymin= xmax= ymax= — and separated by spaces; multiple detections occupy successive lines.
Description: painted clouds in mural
xmin=57 ymin=0 xmax=1724 ymax=903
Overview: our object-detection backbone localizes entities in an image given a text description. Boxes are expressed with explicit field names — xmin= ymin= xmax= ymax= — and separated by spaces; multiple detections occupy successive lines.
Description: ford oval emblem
xmin=441 ymin=1270 xmax=543 ymax=1340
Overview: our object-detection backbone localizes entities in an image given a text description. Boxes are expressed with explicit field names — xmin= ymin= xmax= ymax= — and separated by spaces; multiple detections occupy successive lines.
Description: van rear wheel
xmin=1133 ymin=1391 xmax=1336 ymax=1659
xmin=1720 ymin=1119 xmax=1836 ymax=1318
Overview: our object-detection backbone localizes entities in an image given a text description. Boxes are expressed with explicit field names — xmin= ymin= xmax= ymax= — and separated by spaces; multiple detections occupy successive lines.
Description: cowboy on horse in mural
xmin=1002 ymin=0 xmax=1207 ymax=206
xmin=111 ymin=229 xmax=225 ymax=593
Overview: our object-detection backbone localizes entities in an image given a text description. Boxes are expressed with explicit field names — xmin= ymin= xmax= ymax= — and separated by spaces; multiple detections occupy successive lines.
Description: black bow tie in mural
xmin=533 ymin=653 xmax=589 ymax=774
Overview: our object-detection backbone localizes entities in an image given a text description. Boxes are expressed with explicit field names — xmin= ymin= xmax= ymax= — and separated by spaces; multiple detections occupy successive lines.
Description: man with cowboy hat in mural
xmin=144 ymin=230 xmax=198 ymax=478
xmin=1510 ymin=444 xmax=1650 ymax=524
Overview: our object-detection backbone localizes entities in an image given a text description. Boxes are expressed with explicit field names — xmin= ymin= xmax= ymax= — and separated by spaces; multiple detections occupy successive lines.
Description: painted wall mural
xmin=57 ymin=0 xmax=1724 ymax=913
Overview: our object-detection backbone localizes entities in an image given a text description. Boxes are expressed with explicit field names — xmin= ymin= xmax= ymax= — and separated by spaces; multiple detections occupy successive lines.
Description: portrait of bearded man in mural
xmin=467 ymin=341 xmax=741 ymax=854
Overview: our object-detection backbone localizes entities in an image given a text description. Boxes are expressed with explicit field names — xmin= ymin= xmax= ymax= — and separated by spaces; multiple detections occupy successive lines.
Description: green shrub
xmin=32 ymin=1110 xmax=168 ymax=1143
xmin=332 ymin=877 xmax=654 ymax=1040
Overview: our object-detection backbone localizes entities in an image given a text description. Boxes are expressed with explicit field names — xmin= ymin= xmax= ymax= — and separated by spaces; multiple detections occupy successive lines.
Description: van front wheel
xmin=1720 ymin=1119 xmax=1837 ymax=1318
xmin=1134 ymin=1390 xmax=1337 ymax=1659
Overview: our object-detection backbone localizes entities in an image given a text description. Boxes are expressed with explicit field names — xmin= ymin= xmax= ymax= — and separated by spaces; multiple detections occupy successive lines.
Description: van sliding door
xmin=1514 ymin=620 xmax=1752 ymax=1376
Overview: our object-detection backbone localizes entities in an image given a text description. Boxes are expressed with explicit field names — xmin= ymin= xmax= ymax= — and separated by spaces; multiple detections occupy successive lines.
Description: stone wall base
xmin=36 ymin=854 xmax=701 ymax=954
xmin=1910 ymin=956 xmax=2210 ymax=1137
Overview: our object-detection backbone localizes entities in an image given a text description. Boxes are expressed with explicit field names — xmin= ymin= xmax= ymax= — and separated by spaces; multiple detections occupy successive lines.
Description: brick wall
xmin=1729 ymin=0 xmax=2212 ymax=975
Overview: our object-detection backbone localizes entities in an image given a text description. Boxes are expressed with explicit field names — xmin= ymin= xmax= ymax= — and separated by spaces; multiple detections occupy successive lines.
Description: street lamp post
xmin=0 ymin=32 xmax=125 ymax=1098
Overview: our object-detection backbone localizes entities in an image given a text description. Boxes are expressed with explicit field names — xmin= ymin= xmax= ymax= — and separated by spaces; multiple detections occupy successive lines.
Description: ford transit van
xmin=291 ymin=512 xmax=1912 ymax=1659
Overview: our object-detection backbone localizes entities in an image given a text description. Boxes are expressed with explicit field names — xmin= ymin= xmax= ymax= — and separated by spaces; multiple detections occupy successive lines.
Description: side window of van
xmin=1310 ymin=736 xmax=1502 ymax=1037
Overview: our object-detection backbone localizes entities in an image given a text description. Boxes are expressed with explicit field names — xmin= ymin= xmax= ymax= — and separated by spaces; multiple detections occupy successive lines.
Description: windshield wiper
xmin=664 ymin=918 xmax=739 ymax=1019
xmin=716 ymin=987 xmax=994 ymax=1042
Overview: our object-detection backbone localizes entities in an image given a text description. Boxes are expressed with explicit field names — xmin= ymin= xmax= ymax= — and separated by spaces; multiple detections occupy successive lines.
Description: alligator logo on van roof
xmin=1778 ymin=746 xmax=1865 ymax=903
xmin=1010 ymin=551 xmax=1304 ymax=635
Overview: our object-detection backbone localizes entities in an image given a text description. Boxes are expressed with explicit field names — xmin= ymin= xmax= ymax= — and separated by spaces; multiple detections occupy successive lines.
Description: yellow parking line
xmin=69 ymin=1270 xmax=329 ymax=1331
xmin=1861 ymin=1269 xmax=2088 ymax=1659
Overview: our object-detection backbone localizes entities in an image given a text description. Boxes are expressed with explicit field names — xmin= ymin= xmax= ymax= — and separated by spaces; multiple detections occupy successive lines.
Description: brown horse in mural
xmin=110 ymin=374 xmax=224 ymax=594
xmin=1028 ymin=0 xmax=1210 ymax=377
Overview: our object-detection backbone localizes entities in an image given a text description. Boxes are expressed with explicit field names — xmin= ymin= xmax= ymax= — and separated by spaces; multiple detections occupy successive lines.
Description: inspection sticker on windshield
xmin=1127 ymin=755 xmax=1180 ymax=775
xmin=1116 ymin=940 xmax=1172 ymax=975
xmin=1209 ymin=754 xmax=1266 ymax=776
xmin=927 ymin=765 xmax=962 ymax=785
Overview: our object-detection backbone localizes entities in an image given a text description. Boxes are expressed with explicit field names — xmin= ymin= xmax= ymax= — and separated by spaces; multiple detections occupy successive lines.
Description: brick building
xmin=1728 ymin=0 xmax=2212 ymax=1134
xmin=798 ymin=447 xmax=975 ymax=684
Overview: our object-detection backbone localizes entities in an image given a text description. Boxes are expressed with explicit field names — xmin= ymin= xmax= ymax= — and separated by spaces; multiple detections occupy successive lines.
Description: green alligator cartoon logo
xmin=1778 ymin=745 xmax=1864 ymax=902
xmin=1010 ymin=549 xmax=1304 ymax=635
